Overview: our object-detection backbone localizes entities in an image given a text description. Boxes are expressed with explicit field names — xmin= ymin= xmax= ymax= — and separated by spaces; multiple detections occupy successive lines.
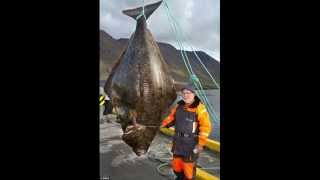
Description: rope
xmin=148 ymin=148 xmax=175 ymax=178
xmin=191 ymin=76 xmax=220 ymax=123
xmin=162 ymin=0 xmax=219 ymax=89
xmin=135 ymin=0 xmax=147 ymax=21
xmin=161 ymin=0 xmax=219 ymax=124
xmin=148 ymin=143 xmax=219 ymax=178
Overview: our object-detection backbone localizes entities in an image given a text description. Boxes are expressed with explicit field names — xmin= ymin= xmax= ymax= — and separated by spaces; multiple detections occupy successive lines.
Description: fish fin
xmin=122 ymin=0 xmax=162 ymax=20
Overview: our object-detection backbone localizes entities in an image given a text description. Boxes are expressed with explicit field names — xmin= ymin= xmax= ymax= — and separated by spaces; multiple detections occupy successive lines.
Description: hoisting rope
xmin=161 ymin=0 xmax=219 ymax=124
xmin=162 ymin=0 xmax=219 ymax=88
xmin=147 ymin=140 xmax=220 ymax=179
xmin=135 ymin=0 xmax=147 ymax=21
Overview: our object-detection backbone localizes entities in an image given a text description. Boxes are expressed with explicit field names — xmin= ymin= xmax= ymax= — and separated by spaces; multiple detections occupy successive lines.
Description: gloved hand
xmin=160 ymin=124 xmax=167 ymax=128
xmin=194 ymin=145 xmax=204 ymax=154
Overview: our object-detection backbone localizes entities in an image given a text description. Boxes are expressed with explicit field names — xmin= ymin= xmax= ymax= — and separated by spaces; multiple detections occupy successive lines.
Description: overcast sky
xmin=100 ymin=0 xmax=220 ymax=61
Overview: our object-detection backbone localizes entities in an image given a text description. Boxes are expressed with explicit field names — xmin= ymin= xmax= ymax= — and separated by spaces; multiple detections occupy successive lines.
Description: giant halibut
xmin=104 ymin=0 xmax=177 ymax=156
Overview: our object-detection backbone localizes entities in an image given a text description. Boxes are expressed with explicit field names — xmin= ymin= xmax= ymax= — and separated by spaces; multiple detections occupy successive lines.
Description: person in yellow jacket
xmin=161 ymin=84 xmax=212 ymax=180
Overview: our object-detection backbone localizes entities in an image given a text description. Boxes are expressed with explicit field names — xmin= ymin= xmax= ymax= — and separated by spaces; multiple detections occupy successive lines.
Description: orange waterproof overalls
xmin=162 ymin=100 xmax=211 ymax=180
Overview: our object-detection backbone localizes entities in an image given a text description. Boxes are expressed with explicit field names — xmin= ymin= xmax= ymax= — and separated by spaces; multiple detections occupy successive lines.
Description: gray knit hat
xmin=181 ymin=83 xmax=196 ymax=93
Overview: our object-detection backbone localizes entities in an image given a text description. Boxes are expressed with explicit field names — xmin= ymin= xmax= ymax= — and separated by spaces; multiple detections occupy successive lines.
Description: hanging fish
xmin=104 ymin=0 xmax=177 ymax=156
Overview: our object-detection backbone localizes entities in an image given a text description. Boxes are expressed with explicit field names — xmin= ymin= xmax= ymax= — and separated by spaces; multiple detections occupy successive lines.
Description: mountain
xmin=100 ymin=30 xmax=220 ymax=89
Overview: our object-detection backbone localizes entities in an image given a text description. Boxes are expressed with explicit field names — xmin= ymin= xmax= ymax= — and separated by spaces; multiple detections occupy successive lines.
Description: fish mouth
xmin=122 ymin=123 xmax=158 ymax=156
xmin=135 ymin=149 xmax=147 ymax=156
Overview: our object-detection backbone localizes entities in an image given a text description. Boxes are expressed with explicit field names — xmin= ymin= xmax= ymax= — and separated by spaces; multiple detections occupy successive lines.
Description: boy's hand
xmin=160 ymin=123 xmax=167 ymax=128
xmin=195 ymin=145 xmax=204 ymax=153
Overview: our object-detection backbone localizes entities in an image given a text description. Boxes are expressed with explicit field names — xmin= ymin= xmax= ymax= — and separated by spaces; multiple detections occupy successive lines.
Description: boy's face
xmin=182 ymin=89 xmax=195 ymax=104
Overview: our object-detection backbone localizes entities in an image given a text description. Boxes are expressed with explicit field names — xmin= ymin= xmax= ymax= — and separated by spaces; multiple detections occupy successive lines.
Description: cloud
xmin=100 ymin=0 xmax=220 ymax=61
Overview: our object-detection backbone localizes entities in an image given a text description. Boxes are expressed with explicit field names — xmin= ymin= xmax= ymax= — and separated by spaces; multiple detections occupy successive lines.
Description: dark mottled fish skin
xmin=104 ymin=0 xmax=176 ymax=156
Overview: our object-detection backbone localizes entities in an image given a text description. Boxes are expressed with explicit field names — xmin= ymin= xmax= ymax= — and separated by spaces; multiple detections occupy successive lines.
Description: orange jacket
xmin=162 ymin=102 xmax=212 ymax=146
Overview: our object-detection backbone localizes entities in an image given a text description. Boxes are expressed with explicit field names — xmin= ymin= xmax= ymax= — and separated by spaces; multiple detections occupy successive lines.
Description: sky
xmin=100 ymin=0 xmax=220 ymax=61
